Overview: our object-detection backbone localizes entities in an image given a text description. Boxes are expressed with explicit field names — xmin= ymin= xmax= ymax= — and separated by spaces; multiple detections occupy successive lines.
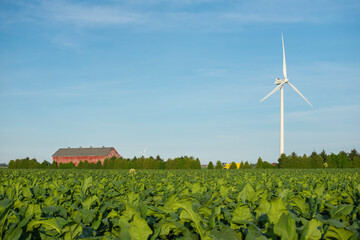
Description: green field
xmin=0 ymin=169 xmax=359 ymax=239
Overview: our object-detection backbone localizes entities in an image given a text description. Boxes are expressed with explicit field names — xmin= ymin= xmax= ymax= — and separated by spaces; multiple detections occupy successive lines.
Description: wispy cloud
xmin=52 ymin=35 xmax=78 ymax=48
xmin=0 ymin=0 xmax=141 ymax=27
xmin=3 ymin=0 xmax=356 ymax=30
xmin=196 ymin=67 xmax=229 ymax=77
xmin=221 ymin=13 xmax=315 ymax=24
xmin=287 ymin=104 xmax=360 ymax=125
xmin=42 ymin=1 xmax=140 ymax=25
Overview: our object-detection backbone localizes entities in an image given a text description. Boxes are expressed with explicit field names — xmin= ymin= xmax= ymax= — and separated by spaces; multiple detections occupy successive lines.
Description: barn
xmin=52 ymin=147 xmax=121 ymax=166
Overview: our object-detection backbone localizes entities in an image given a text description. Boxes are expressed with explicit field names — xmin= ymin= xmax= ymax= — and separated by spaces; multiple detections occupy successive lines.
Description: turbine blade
xmin=287 ymin=82 xmax=313 ymax=108
xmin=259 ymin=82 xmax=285 ymax=102
xmin=282 ymin=34 xmax=287 ymax=79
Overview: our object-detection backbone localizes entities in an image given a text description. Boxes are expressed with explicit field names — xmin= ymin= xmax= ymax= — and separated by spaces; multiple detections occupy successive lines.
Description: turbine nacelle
xmin=274 ymin=78 xmax=288 ymax=85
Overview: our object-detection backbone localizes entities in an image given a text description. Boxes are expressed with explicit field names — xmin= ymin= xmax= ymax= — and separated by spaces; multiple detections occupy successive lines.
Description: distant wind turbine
xmin=260 ymin=34 xmax=313 ymax=156
xmin=141 ymin=147 xmax=147 ymax=158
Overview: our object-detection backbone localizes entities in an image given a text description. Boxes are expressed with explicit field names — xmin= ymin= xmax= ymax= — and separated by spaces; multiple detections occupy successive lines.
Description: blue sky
xmin=0 ymin=0 xmax=359 ymax=164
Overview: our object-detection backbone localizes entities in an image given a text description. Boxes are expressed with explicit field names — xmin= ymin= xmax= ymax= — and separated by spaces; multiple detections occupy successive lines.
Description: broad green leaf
xmin=231 ymin=204 xmax=253 ymax=223
xmin=290 ymin=196 xmax=308 ymax=214
xmin=63 ymin=223 xmax=82 ymax=240
xmin=274 ymin=213 xmax=297 ymax=240
xmin=268 ymin=198 xmax=288 ymax=224
xmin=209 ymin=222 xmax=238 ymax=240
xmin=254 ymin=197 xmax=271 ymax=217
xmin=245 ymin=224 xmax=267 ymax=240
xmin=27 ymin=218 xmax=62 ymax=234
xmin=237 ymin=183 xmax=255 ymax=203
xmin=80 ymin=209 xmax=96 ymax=225
xmin=323 ymin=219 xmax=347 ymax=229
xmin=81 ymin=195 xmax=99 ymax=210
xmin=25 ymin=204 xmax=42 ymax=219
xmin=300 ymin=219 xmax=322 ymax=240
xmin=80 ymin=226 xmax=96 ymax=238
xmin=192 ymin=182 xmax=201 ymax=194
xmin=198 ymin=206 xmax=212 ymax=218
xmin=82 ymin=176 xmax=93 ymax=194
xmin=162 ymin=195 xmax=181 ymax=213
xmin=219 ymin=185 xmax=228 ymax=198
xmin=129 ymin=214 xmax=153 ymax=240
xmin=127 ymin=191 xmax=140 ymax=206
xmin=314 ymin=183 xmax=325 ymax=196
xmin=44 ymin=196 xmax=57 ymax=206
xmin=22 ymin=187 xmax=33 ymax=198
xmin=118 ymin=217 xmax=131 ymax=240
xmin=121 ymin=203 xmax=139 ymax=222
xmin=3 ymin=227 xmax=22 ymax=240
xmin=0 ymin=199 xmax=13 ymax=234
xmin=159 ymin=221 xmax=180 ymax=237
xmin=173 ymin=201 xmax=206 ymax=238
xmin=106 ymin=209 xmax=119 ymax=219
xmin=324 ymin=225 xmax=355 ymax=240
xmin=330 ymin=204 xmax=354 ymax=220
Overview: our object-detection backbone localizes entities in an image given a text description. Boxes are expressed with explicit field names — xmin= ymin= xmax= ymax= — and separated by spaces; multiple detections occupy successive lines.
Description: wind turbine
xmin=260 ymin=34 xmax=313 ymax=156
xmin=141 ymin=147 xmax=147 ymax=158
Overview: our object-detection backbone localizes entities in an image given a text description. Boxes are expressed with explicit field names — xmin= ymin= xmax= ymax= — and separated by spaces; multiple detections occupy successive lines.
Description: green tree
xmin=349 ymin=149 xmax=359 ymax=161
xmin=337 ymin=151 xmax=349 ymax=168
xmin=215 ymin=161 xmax=223 ymax=169
xmin=103 ymin=157 xmax=116 ymax=169
xmin=177 ymin=157 xmax=188 ymax=169
xmin=320 ymin=150 xmax=327 ymax=162
xmin=263 ymin=161 xmax=275 ymax=168
xmin=28 ymin=158 xmax=40 ymax=169
xmin=194 ymin=158 xmax=201 ymax=169
xmin=83 ymin=160 xmax=90 ymax=169
xmin=244 ymin=161 xmax=250 ymax=169
xmin=8 ymin=160 xmax=15 ymax=169
xmin=158 ymin=160 xmax=166 ymax=169
xmin=40 ymin=161 xmax=51 ymax=169
xmin=310 ymin=155 xmax=323 ymax=168
xmin=240 ymin=161 xmax=244 ymax=169
xmin=143 ymin=157 xmax=155 ymax=169
xmin=256 ymin=157 xmax=263 ymax=169
xmin=165 ymin=158 xmax=176 ymax=169
xmin=207 ymin=161 xmax=214 ymax=169
xmin=96 ymin=161 xmax=102 ymax=169
xmin=77 ymin=161 xmax=84 ymax=169
xmin=59 ymin=162 xmax=75 ymax=169
xmin=49 ymin=161 xmax=58 ymax=169
xmin=311 ymin=151 xmax=318 ymax=158
xmin=278 ymin=153 xmax=287 ymax=168
xmin=352 ymin=156 xmax=360 ymax=168
xmin=229 ymin=161 xmax=237 ymax=169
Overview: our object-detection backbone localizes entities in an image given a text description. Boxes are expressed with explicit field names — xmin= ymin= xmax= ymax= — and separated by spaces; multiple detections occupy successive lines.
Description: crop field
xmin=0 ymin=169 xmax=359 ymax=239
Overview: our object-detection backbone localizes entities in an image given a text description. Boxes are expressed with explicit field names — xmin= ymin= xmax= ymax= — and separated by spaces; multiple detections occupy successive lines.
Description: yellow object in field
xmin=223 ymin=163 xmax=241 ymax=169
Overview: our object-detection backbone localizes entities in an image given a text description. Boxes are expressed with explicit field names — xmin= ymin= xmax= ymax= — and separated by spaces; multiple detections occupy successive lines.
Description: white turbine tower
xmin=260 ymin=34 xmax=313 ymax=156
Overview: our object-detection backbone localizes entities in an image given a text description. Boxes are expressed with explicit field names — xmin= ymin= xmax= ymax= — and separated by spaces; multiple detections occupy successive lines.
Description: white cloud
xmin=286 ymin=104 xmax=360 ymax=134
xmin=41 ymin=1 xmax=140 ymax=25
xmin=221 ymin=13 xmax=313 ymax=24
xmin=4 ymin=0 xmax=357 ymax=30
xmin=52 ymin=35 xmax=78 ymax=48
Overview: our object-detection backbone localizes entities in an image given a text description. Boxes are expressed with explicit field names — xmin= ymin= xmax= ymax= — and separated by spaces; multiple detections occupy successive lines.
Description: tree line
xmin=8 ymin=156 xmax=202 ymax=170
xmin=278 ymin=149 xmax=360 ymax=168
xmin=7 ymin=149 xmax=360 ymax=170
xmin=206 ymin=159 xmax=275 ymax=169
xmin=207 ymin=149 xmax=359 ymax=169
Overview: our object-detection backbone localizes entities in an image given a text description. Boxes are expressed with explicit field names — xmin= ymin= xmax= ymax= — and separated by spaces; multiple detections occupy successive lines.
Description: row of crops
xmin=0 ymin=169 xmax=360 ymax=239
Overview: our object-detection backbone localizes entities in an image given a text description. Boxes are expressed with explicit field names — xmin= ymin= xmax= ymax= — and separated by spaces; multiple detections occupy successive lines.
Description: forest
xmin=7 ymin=149 xmax=360 ymax=169
xmin=7 ymin=156 xmax=202 ymax=170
